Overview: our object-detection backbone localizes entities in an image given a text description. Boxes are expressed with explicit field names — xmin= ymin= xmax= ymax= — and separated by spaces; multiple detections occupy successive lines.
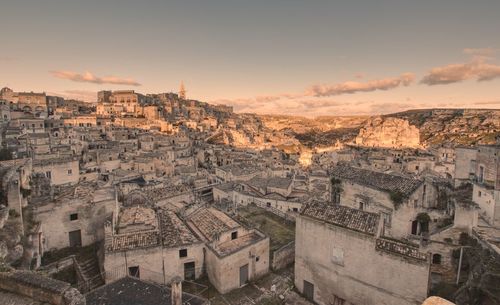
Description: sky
xmin=1 ymin=0 xmax=500 ymax=116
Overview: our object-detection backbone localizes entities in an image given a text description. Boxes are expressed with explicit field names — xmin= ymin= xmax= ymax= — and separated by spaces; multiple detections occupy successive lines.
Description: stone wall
xmin=294 ymin=215 xmax=430 ymax=305
xmin=272 ymin=241 xmax=295 ymax=270
xmin=0 ymin=270 xmax=85 ymax=305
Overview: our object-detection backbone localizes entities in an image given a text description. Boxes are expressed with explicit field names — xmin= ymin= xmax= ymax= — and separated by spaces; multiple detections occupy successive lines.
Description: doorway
xmin=184 ymin=262 xmax=196 ymax=280
xmin=239 ymin=264 xmax=249 ymax=286
xmin=68 ymin=230 xmax=82 ymax=247
xmin=303 ymin=280 xmax=314 ymax=302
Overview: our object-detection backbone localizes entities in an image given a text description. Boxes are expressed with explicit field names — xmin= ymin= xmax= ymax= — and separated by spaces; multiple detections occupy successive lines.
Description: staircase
xmin=76 ymin=257 xmax=104 ymax=292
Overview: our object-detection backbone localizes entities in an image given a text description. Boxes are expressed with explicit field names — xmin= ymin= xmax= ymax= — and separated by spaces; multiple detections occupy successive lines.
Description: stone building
xmin=295 ymin=200 xmax=430 ymax=305
xmin=454 ymin=147 xmax=477 ymax=187
xmin=33 ymin=184 xmax=116 ymax=250
xmin=104 ymin=205 xmax=204 ymax=284
xmin=331 ymin=164 xmax=442 ymax=238
xmin=32 ymin=156 xmax=80 ymax=186
xmin=472 ymin=144 xmax=500 ymax=226
xmin=186 ymin=207 xmax=270 ymax=293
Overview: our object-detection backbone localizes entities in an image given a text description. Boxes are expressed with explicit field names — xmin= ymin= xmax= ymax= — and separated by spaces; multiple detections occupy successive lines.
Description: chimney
xmin=170 ymin=276 xmax=182 ymax=305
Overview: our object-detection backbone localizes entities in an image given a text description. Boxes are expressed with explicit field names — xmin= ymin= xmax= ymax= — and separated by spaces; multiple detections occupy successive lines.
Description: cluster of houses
xmin=0 ymin=86 xmax=498 ymax=305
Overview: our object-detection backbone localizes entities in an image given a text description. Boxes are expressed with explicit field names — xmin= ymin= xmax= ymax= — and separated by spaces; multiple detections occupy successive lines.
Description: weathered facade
xmin=295 ymin=201 xmax=430 ymax=305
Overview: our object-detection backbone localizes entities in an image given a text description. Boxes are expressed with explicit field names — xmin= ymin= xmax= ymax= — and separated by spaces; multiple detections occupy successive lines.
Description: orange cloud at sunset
xmin=50 ymin=70 xmax=141 ymax=86
xmin=307 ymin=73 xmax=415 ymax=97
xmin=421 ymin=49 xmax=500 ymax=85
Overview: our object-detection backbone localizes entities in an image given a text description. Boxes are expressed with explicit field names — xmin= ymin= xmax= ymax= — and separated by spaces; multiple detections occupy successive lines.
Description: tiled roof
xmin=331 ymin=164 xmax=422 ymax=196
xmin=158 ymin=210 xmax=199 ymax=247
xmin=375 ymin=237 xmax=428 ymax=262
xmin=187 ymin=207 xmax=240 ymax=241
xmin=301 ymin=200 xmax=379 ymax=235
xmin=109 ymin=231 xmax=160 ymax=251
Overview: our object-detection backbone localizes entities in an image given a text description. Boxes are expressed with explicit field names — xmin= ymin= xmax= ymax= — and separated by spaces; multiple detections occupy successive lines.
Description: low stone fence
xmin=0 ymin=270 xmax=85 ymax=305
xmin=39 ymin=255 xmax=76 ymax=275
xmin=253 ymin=202 xmax=296 ymax=223
xmin=272 ymin=241 xmax=295 ymax=270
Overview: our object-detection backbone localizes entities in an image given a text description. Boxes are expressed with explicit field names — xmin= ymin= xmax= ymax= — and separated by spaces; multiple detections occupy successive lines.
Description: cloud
xmin=306 ymin=73 xmax=415 ymax=97
xmin=463 ymin=48 xmax=497 ymax=60
xmin=421 ymin=49 xmax=500 ymax=85
xmin=50 ymin=70 xmax=141 ymax=86
xmin=47 ymin=90 xmax=97 ymax=102
xmin=212 ymin=72 xmax=418 ymax=116
xmin=473 ymin=100 xmax=500 ymax=106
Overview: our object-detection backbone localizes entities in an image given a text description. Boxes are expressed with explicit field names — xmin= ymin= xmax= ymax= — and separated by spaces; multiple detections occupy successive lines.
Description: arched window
xmin=432 ymin=253 xmax=442 ymax=265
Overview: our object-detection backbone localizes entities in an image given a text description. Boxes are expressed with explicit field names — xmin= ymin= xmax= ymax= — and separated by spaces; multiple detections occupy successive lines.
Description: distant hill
xmin=247 ymin=109 xmax=499 ymax=148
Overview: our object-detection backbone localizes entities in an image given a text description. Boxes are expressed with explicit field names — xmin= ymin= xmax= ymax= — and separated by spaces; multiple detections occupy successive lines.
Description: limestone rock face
xmin=355 ymin=117 xmax=420 ymax=148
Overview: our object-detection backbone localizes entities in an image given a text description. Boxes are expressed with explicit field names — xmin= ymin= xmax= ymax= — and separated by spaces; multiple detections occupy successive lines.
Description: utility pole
xmin=456 ymin=246 xmax=472 ymax=285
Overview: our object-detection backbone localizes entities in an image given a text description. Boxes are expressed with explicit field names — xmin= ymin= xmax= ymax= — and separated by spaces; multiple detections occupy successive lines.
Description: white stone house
xmin=33 ymin=184 xmax=116 ymax=251
xmin=186 ymin=207 xmax=269 ymax=294
xmin=331 ymin=164 xmax=442 ymax=238
xmin=472 ymin=145 xmax=500 ymax=226
xmin=32 ymin=156 xmax=80 ymax=186
xmin=295 ymin=200 xmax=430 ymax=305
xmin=104 ymin=205 xmax=204 ymax=285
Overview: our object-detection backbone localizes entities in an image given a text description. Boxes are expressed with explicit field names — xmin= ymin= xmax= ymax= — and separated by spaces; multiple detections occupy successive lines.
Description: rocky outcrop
xmin=386 ymin=109 xmax=500 ymax=146
xmin=354 ymin=117 xmax=420 ymax=148
xmin=254 ymin=108 xmax=499 ymax=148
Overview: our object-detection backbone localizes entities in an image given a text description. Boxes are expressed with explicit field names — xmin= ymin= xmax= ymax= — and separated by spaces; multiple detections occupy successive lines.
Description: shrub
xmin=389 ymin=191 xmax=405 ymax=209
xmin=9 ymin=209 xmax=19 ymax=217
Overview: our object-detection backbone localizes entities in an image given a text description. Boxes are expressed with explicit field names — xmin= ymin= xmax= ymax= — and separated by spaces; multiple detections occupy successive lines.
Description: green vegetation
xmin=389 ymin=191 xmax=405 ymax=209
xmin=0 ymin=148 xmax=13 ymax=161
xmin=416 ymin=212 xmax=431 ymax=224
xmin=8 ymin=209 xmax=19 ymax=218
xmin=237 ymin=205 xmax=295 ymax=252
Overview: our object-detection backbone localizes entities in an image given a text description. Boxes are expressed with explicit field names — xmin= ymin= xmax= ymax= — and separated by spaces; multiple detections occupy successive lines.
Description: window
xmin=359 ymin=202 xmax=364 ymax=210
xmin=333 ymin=192 xmax=340 ymax=204
xmin=128 ymin=266 xmax=140 ymax=278
xmin=331 ymin=246 xmax=344 ymax=265
xmin=382 ymin=212 xmax=391 ymax=228
xmin=255 ymin=256 xmax=260 ymax=262
xmin=231 ymin=231 xmax=238 ymax=240
xmin=432 ymin=254 xmax=442 ymax=265
xmin=45 ymin=171 xmax=52 ymax=179
xmin=67 ymin=169 xmax=72 ymax=175
xmin=70 ymin=213 xmax=78 ymax=221
xmin=179 ymin=249 xmax=188 ymax=258
xmin=479 ymin=166 xmax=484 ymax=183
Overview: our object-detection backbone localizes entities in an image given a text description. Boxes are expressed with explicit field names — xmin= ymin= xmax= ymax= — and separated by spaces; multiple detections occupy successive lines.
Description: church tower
xmin=179 ymin=81 xmax=186 ymax=99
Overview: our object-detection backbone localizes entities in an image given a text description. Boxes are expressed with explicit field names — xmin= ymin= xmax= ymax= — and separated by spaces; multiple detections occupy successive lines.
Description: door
xmin=411 ymin=220 xmax=419 ymax=235
xmin=303 ymin=280 xmax=314 ymax=302
xmin=184 ymin=262 xmax=196 ymax=281
xmin=68 ymin=230 xmax=82 ymax=247
xmin=239 ymin=264 xmax=249 ymax=286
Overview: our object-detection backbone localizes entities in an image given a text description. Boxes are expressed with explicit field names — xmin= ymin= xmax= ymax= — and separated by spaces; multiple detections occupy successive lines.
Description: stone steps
xmin=76 ymin=257 xmax=104 ymax=292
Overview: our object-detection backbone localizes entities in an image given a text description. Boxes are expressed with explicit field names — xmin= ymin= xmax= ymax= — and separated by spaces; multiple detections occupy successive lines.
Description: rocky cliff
xmin=354 ymin=117 xmax=420 ymax=148
xmin=384 ymin=109 xmax=500 ymax=146
xmin=247 ymin=108 xmax=499 ymax=149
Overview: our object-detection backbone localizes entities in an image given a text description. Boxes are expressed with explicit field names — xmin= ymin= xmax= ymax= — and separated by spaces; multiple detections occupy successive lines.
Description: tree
xmin=0 ymin=148 xmax=13 ymax=161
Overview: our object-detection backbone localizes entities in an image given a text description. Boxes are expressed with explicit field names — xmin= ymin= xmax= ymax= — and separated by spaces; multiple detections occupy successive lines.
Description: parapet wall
xmin=0 ymin=270 xmax=85 ymax=305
